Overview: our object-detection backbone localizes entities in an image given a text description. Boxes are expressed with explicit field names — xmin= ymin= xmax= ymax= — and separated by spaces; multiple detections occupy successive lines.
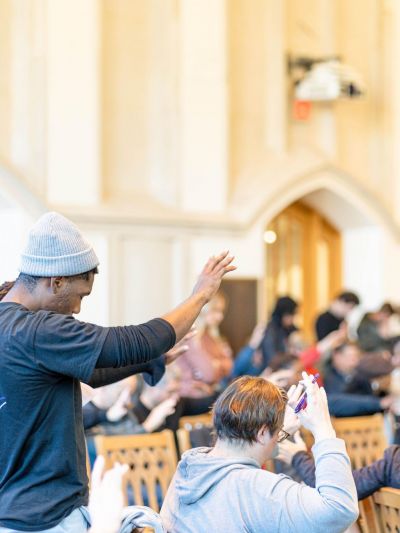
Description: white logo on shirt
xmin=0 ymin=397 xmax=6 ymax=410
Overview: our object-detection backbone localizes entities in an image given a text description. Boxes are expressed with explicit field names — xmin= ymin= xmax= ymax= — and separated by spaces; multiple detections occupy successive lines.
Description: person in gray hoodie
xmin=161 ymin=374 xmax=359 ymax=533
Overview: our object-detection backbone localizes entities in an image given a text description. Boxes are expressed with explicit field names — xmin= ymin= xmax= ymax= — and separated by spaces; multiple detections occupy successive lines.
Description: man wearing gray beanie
xmin=0 ymin=212 xmax=236 ymax=533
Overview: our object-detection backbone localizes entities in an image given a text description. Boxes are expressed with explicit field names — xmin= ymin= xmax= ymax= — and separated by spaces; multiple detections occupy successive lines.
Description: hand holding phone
xmin=295 ymin=371 xmax=336 ymax=443
xmin=294 ymin=373 xmax=320 ymax=414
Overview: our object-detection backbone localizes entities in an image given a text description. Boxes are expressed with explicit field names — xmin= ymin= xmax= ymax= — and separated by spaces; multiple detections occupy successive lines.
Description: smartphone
xmin=294 ymin=373 xmax=320 ymax=414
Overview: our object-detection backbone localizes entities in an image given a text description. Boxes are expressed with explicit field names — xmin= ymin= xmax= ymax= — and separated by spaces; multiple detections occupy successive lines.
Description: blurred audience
xmin=173 ymin=291 xmax=233 ymax=414
xmin=233 ymin=323 xmax=345 ymax=382
xmin=84 ymin=375 xmax=178 ymax=436
xmin=315 ymin=291 xmax=360 ymax=341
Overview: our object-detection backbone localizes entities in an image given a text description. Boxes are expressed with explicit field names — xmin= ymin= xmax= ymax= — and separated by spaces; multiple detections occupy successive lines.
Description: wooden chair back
xmin=331 ymin=414 xmax=387 ymax=533
xmin=177 ymin=413 xmax=214 ymax=455
xmin=95 ymin=430 xmax=178 ymax=512
xmin=178 ymin=413 xmax=213 ymax=430
xmin=331 ymin=414 xmax=387 ymax=468
xmin=177 ymin=428 xmax=192 ymax=454
xmin=373 ymin=487 xmax=400 ymax=532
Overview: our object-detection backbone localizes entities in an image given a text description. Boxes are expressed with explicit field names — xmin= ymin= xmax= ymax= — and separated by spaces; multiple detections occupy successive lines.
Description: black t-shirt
xmin=0 ymin=303 xmax=175 ymax=531
xmin=315 ymin=310 xmax=343 ymax=341
xmin=0 ymin=303 xmax=109 ymax=531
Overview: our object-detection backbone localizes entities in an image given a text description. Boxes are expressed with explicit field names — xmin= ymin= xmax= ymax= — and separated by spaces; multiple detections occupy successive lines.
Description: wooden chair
xmin=95 ymin=430 xmax=178 ymax=512
xmin=373 ymin=488 xmax=400 ymax=532
xmin=176 ymin=428 xmax=192 ymax=454
xmin=177 ymin=413 xmax=214 ymax=455
xmin=331 ymin=414 xmax=388 ymax=533
xmin=331 ymin=414 xmax=387 ymax=468
xmin=178 ymin=413 xmax=213 ymax=430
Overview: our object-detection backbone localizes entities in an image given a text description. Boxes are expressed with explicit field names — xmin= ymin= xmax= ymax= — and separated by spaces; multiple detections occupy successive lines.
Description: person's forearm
xmin=88 ymin=357 xmax=165 ymax=388
xmin=95 ymin=319 xmax=175 ymax=369
xmin=292 ymin=451 xmax=317 ymax=487
xmin=312 ymin=438 xmax=358 ymax=525
xmin=161 ymin=292 xmax=208 ymax=343
xmin=232 ymin=346 xmax=255 ymax=377
xmin=300 ymin=346 xmax=320 ymax=368
xmin=327 ymin=393 xmax=382 ymax=417
xmin=83 ymin=403 xmax=108 ymax=429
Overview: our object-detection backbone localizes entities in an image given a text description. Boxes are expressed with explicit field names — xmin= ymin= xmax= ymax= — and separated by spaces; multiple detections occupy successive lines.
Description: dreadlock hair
xmin=0 ymin=281 xmax=15 ymax=301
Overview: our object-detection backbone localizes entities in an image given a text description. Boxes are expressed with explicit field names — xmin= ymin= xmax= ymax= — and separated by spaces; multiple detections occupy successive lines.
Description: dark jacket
xmin=327 ymin=393 xmax=383 ymax=417
xmin=357 ymin=314 xmax=392 ymax=353
xmin=323 ymin=362 xmax=383 ymax=417
xmin=260 ymin=320 xmax=295 ymax=370
xmin=324 ymin=364 xmax=373 ymax=396
xmin=315 ymin=310 xmax=343 ymax=341
xmin=292 ymin=445 xmax=400 ymax=500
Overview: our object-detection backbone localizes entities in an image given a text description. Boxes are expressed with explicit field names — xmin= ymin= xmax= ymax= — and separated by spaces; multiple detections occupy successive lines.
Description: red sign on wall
xmin=293 ymin=100 xmax=312 ymax=121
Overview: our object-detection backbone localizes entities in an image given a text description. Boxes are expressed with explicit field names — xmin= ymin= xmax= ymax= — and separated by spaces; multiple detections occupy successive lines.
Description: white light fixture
xmin=294 ymin=60 xmax=365 ymax=101
xmin=264 ymin=230 xmax=277 ymax=244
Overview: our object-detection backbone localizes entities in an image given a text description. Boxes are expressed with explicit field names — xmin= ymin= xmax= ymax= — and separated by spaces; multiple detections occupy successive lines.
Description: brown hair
xmin=212 ymin=376 xmax=287 ymax=445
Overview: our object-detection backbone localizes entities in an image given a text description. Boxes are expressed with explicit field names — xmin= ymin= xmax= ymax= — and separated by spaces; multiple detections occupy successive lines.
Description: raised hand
xmin=142 ymin=396 xmax=178 ymax=433
xmin=192 ymin=251 xmax=236 ymax=302
xmin=89 ymin=455 xmax=128 ymax=533
xmin=277 ymin=432 xmax=307 ymax=465
xmin=162 ymin=251 xmax=236 ymax=343
xmin=296 ymin=372 xmax=336 ymax=443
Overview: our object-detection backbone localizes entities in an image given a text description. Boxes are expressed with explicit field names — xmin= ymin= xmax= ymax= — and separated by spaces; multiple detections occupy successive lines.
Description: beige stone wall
xmin=1 ymin=0 xmax=400 ymax=325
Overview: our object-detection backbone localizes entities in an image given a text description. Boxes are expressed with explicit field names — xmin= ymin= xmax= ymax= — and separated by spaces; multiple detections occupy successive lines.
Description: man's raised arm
xmin=162 ymin=251 xmax=235 ymax=342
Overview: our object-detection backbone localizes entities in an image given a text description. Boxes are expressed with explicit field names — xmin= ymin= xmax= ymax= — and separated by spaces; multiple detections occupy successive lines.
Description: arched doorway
xmin=265 ymin=201 xmax=342 ymax=341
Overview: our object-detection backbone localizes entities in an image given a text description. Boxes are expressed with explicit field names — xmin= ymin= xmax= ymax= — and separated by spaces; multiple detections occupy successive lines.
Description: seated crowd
xmin=2 ymin=213 xmax=400 ymax=533
xmin=84 ymin=291 xmax=400 ymax=532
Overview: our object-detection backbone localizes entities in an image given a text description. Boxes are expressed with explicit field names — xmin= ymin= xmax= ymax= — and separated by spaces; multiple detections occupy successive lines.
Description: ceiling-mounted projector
xmin=293 ymin=59 xmax=365 ymax=102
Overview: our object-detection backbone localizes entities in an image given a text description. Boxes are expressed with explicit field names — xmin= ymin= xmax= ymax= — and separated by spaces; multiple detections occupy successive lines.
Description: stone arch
xmin=254 ymin=165 xmax=399 ymax=240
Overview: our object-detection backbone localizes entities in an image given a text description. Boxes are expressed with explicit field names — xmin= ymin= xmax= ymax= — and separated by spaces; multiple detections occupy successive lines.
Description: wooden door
xmin=265 ymin=202 xmax=341 ymax=341
xmin=220 ymin=279 xmax=258 ymax=356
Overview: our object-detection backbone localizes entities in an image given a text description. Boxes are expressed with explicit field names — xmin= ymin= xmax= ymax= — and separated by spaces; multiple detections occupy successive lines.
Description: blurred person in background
xmin=230 ymin=323 xmax=266 ymax=378
xmin=323 ymin=341 xmax=394 ymax=417
xmin=357 ymin=302 xmax=396 ymax=352
xmin=315 ymin=291 xmax=360 ymax=341
xmin=174 ymin=291 xmax=233 ymax=415
xmin=232 ymin=322 xmax=345 ymax=380
xmin=277 ymin=432 xmax=400 ymax=501
xmin=259 ymin=296 xmax=299 ymax=370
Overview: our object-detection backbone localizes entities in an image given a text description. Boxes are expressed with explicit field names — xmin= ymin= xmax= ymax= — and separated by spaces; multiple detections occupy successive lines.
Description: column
xmin=178 ymin=0 xmax=228 ymax=213
xmin=46 ymin=0 xmax=101 ymax=206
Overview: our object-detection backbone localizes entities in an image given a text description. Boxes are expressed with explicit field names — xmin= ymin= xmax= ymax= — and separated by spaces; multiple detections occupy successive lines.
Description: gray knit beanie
xmin=20 ymin=212 xmax=99 ymax=277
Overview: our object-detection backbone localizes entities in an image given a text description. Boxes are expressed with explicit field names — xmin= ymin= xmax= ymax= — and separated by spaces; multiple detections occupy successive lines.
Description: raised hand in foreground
xmin=89 ymin=455 xmax=128 ymax=533
xmin=277 ymin=432 xmax=307 ymax=465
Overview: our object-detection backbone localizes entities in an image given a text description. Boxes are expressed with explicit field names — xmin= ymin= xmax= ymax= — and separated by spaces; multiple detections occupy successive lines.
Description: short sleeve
xmin=33 ymin=311 xmax=109 ymax=382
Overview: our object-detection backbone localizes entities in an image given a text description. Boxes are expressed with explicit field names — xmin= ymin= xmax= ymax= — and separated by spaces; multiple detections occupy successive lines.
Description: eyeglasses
xmin=277 ymin=429 xmax=291 ymax=443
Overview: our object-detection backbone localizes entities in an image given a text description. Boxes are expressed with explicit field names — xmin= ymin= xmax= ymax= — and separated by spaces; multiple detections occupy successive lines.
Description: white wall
xmin=0 ymin=206 xmax=34 ymax=281
xmin=343 ymin=226 xmax=384 ymax=312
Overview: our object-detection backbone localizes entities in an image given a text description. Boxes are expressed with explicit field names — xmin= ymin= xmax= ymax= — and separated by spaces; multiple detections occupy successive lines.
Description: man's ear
xmin=256 ymin=425 xmax=272 ymax=445
xmin=50 ymin=277 xmax=66 ymax=294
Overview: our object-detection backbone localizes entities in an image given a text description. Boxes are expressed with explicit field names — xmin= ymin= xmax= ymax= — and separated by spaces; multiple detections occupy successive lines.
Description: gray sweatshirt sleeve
xmin=264 ymin=438 xmax=359 ymax=532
